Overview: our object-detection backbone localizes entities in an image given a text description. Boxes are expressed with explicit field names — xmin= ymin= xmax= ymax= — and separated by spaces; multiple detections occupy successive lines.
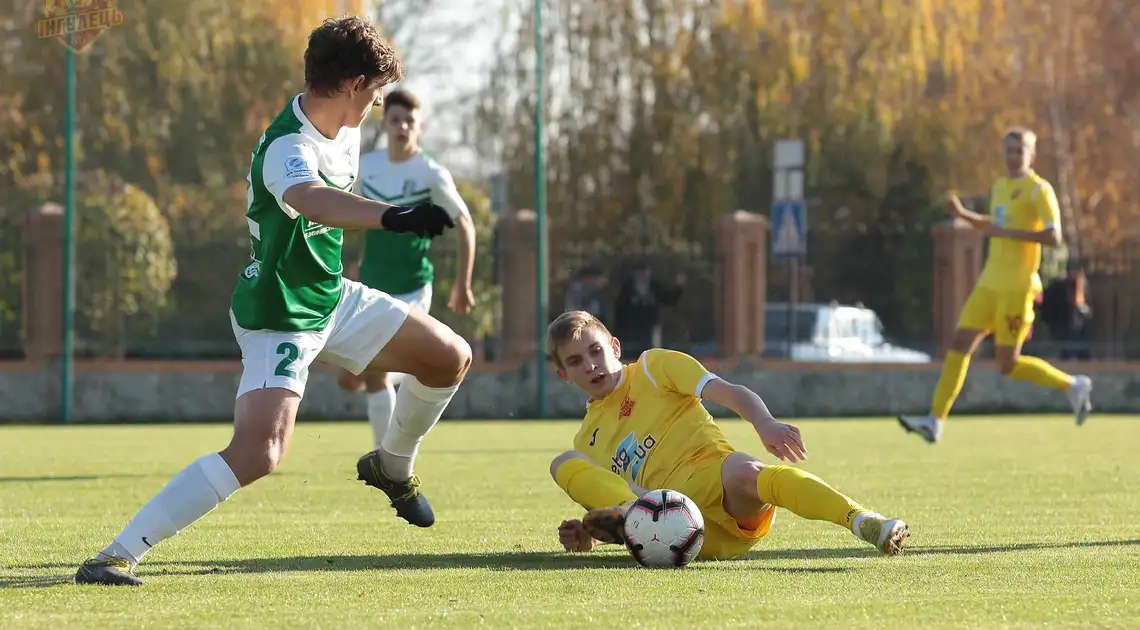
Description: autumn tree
xmin=471 ymin=0 xmax=1140 ymax=352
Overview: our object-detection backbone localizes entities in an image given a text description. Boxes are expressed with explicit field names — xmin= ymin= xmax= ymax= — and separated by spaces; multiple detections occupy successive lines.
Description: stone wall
xmin=2 ymin=359 xmax=1137 ymax=422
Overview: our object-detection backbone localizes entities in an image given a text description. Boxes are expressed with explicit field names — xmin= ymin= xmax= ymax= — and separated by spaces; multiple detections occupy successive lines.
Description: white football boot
xmin=1067 ymin=375 xmax=1093 ymax=426
xmin=897 ymin=414 xmax=943 ymax=444
xmin=852 ymin=512 xmax=910 ymax=555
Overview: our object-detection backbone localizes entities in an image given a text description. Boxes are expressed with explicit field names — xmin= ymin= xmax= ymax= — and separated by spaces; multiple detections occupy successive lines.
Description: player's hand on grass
xmin=449 ymin=283 xmax=476 ymax=315
xmin=381 ymin=201 xmax=455 ymax=238
xmin=754 ymin=418 xmax=807 ymax=463
xmin=558 ymin=519 xmax=600 ymax=552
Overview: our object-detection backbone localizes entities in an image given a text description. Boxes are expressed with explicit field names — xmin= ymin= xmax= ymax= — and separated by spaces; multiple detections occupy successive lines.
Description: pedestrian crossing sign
xmin=771 ymin=200 xmax=807 ymax=259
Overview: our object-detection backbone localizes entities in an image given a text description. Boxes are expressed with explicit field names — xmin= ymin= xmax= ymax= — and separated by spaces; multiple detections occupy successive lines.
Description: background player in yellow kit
xmin=899 ymin=128 xmax=1093 ymax=444
xmin=544 ymin=311 xmax=909 ymax=560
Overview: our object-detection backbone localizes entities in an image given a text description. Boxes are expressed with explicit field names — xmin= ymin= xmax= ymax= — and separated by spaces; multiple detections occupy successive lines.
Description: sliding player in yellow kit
xmin=899 ymin=128 xmax=1093 ymax=444
xmin=545 ymin=311 xmax=909 ymax=561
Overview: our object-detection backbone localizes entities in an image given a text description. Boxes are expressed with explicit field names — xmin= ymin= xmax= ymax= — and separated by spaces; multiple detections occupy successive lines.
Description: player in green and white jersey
xmin=339 ymin=88 xmax=477 ymax=452
xmin=75 ymin=17 xmax=468 ymax=587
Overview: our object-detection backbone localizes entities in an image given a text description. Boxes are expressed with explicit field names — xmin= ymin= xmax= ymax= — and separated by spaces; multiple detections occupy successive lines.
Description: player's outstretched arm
xmin=946 ymin=194 xmax=991 ymax=229
xmin=700 ymin=379 xmax=807 ymax=463
xmin=982 ymin=222 xmax=1062 ymax=246
xmin=947 ymin=193 xmax=1062 ymax=246
xmin=283 ymin=182 xmax=453 ymax=236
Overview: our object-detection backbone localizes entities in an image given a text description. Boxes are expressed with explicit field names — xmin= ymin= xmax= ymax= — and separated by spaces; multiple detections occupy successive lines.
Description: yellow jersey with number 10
xmin=976 ymin=171 xmax=1061 ymax=294
xmin=571 ymin=349 xmax=732 ymax=492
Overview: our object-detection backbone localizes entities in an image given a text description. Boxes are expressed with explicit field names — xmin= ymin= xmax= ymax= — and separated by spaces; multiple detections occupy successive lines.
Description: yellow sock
xmin=554 ymin=458 xmax=638 ymax=511
xmin=1008 ymin=355 xmax=1072 ymax=391
xmin=756 ymin=465 xmax=865 ymax=529
xmin=931 ymin=350 xmax=970 ymax=420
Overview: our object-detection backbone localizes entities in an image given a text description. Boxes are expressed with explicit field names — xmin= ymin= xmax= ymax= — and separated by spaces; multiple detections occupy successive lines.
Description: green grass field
xmin=2 ymin=416 xmax=1138 ymax=629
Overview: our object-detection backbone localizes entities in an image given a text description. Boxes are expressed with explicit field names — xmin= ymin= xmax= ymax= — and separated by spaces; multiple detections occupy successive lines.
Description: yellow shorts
xmin=956 ymin=285 xmax=1037 ymax=347
xmin=664 ymin=445 xmax=777 ymax=560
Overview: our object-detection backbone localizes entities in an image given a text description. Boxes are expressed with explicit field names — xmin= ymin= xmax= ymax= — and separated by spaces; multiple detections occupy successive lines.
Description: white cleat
xmin=1067 ymin=375 xmax=1093 ymax=426
xmin=852 ymin=512 xmax=910 ymax=556
xmin=897 ymin=414 xmax=943 ymax=444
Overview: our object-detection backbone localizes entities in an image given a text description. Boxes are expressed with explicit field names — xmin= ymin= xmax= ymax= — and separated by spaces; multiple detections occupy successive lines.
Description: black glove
xmin=380 ymin=201 xmax=455 ymax=238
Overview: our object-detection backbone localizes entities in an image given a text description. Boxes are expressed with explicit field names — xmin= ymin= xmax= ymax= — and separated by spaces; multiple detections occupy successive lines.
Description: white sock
xmin=100 ymin=453 xmax=239 ymax=567
xmin=379 ymin=376 xmax=459 ymax=480
xmin=367 ymin=385 xmax=396 ymax=450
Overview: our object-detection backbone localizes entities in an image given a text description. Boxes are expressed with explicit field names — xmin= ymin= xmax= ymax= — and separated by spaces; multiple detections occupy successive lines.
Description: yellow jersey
xmin=572 ymin=349 xmax=732 ymax=491
xmin=976 ymin=171 xmax=1061 ymax=294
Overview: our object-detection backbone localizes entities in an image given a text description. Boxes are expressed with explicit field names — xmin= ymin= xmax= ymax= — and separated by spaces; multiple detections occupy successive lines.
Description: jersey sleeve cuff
xmin=695 ymin=373 xmax=718 ymax=397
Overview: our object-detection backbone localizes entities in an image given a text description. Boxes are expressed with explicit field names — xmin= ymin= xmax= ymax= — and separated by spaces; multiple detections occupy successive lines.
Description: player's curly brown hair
xmin=304 ymin=16 xmax=404 ymax=98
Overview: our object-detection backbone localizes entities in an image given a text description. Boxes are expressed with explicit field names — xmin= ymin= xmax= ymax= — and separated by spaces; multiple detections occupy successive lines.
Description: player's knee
xmin=421 ymin=333 xmax=472 ymax=387
xmin=724 ymin=458 xmax=764 ymax=499
xmin=336 ymin=370 xmax=362 ymax=392
xmin=220 ymin=440 xmax=286 ymax=487
xmin=365 ymin=372 xmax=391 ymax=392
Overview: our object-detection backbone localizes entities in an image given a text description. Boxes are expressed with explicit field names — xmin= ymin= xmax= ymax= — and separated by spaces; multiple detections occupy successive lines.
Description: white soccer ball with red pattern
xmin=622 ymin=489 xmax=705 ymax=568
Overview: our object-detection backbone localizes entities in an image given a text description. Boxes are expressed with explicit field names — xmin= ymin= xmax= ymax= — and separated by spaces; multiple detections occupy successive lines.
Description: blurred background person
xmin=613 ymin=262 xmax=685 ymax=359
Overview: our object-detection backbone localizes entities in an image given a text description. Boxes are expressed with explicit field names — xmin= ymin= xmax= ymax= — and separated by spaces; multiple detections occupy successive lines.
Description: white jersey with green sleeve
xmin=230 ymin=95 xmax=360 ymax=332
xmin=356 ymin=149 xmax=468 ymax=295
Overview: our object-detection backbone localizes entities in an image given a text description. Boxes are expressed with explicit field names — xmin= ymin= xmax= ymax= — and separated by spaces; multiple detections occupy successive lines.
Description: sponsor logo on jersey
xmin=285 ymin=156 xmax=315 ymax=180
xmin=611 ymin=431 xmax=656 ymax=480
xmin=993 ymin=205 xmax=1006 ymax=226
xmin=36 ymin=0 xmax=125 ymax=53
xmin=242 ymin=260 xmax=260 ymax=279
xmin=303 ymin=221 xmax=336 ymax=239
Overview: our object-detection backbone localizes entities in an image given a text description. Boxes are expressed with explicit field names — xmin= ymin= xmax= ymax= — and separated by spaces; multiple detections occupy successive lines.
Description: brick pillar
xmin=931 ymin=218 xmax=984 ymax=357
xmin=715 ymin=211 xmax=769 ymax=357
xmin=23 ymin=203 xmax=65 ymax=360
xmin=495 ymin=210 xmax=542 ymax=361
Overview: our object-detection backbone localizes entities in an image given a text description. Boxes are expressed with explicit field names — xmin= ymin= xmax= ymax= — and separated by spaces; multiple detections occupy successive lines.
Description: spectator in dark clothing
xmin=1040 ymin=264 xmax=1092 ymax=360
xmin=563 ymin=267 xmax=609 ymax=322
xmin=613 ymin=263 xmax=686 ymax=359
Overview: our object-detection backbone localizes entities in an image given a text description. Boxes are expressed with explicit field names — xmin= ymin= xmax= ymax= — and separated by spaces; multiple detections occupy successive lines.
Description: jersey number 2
xmin=275 ymin=342 xmax=308 ymax=379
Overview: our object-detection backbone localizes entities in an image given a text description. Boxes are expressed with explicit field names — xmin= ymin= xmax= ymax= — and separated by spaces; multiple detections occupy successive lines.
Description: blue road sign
xmin=771 ymin=199 xmax=807 ymax=259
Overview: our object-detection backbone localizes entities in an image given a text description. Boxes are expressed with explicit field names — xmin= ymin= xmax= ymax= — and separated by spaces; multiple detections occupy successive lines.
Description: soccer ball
xmin=622 ymin=489 xmax=705 ymax=568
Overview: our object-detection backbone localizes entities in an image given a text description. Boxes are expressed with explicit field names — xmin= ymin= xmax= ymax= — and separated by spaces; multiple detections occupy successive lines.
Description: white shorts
xmin=391 ymin=283 xmax=432 ymax=313
xmin=230 ymin=279 xmax=411 ymax=399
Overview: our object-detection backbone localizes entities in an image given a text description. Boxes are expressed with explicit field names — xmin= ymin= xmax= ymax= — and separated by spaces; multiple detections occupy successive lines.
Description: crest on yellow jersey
xmin=36 ymin=0 xmax=125 ymax=53
xmin=619 ymin=395 xmax=636 ymax=418
xmin=1011 ymin=189 xmax=1022 ymax=200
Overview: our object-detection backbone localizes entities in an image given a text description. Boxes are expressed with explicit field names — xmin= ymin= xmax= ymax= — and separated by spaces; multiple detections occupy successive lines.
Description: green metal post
xmin=62 ymin=43 xmax=76 ymax=423
xmin=534 ymin=0 xmax=549 ymax=418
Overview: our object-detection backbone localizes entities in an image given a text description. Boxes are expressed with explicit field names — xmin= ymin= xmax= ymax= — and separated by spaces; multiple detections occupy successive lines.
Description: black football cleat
xmin=356 ymin=450 xmax=435 ymax=528
xmin=74 ymin=556 xmax=142 ymax=586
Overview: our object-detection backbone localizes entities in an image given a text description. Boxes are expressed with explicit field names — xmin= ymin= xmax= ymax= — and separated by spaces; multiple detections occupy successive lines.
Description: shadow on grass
xmin=7 ymin=538 xmax=1137 ymax=588
xmin=0 ymin=474 xmax=154 ymax=484
xmin=741 ymin=537 xmax=1140 ymax=561
xmin=1 ymin=551 xmax=849 ymax=587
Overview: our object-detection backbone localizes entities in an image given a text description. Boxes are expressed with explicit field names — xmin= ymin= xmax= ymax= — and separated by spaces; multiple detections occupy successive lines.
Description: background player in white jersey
xmin=339 ymin=88 xmax=477 ymax=451
xmin=75 ymin=17 xmax=467 ymax=587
